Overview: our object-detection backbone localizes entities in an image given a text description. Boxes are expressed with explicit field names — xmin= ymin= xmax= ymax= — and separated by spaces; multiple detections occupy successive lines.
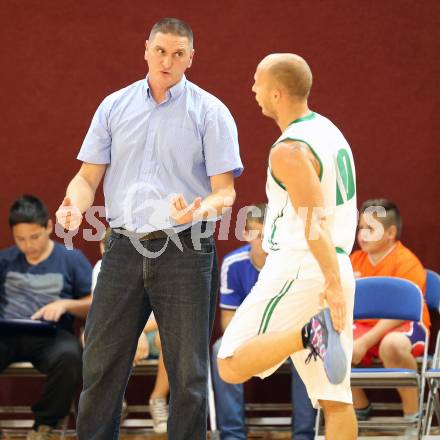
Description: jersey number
xmin=336 ymin=149 xmax=355 ymax=205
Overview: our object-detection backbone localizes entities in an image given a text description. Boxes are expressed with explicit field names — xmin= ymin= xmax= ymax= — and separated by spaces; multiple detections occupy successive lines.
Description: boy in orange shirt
xmin=350 ymin=199 xmax=429 ymax=422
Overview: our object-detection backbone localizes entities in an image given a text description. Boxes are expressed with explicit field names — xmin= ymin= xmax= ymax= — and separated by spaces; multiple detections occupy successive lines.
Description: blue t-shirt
xmin=0 ymin=242 xmax=92 ymax=332
xmin=219 ymin=244 xmax=260 ymax=310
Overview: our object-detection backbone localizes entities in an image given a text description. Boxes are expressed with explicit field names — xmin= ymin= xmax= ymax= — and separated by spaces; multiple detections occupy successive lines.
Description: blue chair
xmin=315 ymin=276 xmax=427 ymax=438
xmin=421 ymin=269 xmax=440 ymax=438
xmin=424 ymin=269 xmax=440 ymax=313
xmin=351 ymin=277 xmax=428 ymax=436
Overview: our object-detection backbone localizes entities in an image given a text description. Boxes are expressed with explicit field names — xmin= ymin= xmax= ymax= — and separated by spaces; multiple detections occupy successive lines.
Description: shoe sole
xmin=322 ymin=308 xmax=347 ymax=385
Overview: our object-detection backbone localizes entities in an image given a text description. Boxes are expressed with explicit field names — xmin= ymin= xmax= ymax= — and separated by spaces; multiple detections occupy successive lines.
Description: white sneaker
xmin=149 ymin=397 xmax=168 ymax=434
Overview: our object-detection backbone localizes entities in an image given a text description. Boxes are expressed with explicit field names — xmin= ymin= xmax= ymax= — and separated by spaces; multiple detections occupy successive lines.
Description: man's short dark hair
xmin=245 ymin=203 xmax=267 ymax=228
xmin=9 ymin=195 xmax=50 ymax=228
xmin=360 ymin=198 xmax=402 ymax=239
xmin=148 ymin=18 xmax=193 ymax=47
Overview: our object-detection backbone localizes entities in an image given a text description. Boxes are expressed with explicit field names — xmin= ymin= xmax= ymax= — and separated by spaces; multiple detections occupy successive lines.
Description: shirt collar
xmin=142 ymin=74 xmax=187 ymax=102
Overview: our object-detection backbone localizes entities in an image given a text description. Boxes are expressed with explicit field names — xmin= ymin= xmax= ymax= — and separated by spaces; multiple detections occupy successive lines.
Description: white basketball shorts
xmin=218 ymin=250 xmax=355 ymax=408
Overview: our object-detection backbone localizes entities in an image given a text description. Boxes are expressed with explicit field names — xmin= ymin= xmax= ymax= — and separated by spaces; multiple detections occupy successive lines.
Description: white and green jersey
xmin=263 ymin=111 xmax=357 ymax=255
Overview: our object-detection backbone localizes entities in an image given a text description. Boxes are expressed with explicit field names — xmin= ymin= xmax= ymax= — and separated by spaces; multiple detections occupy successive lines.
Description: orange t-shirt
xmin=350 ymin=241 xmax=430 ymax=329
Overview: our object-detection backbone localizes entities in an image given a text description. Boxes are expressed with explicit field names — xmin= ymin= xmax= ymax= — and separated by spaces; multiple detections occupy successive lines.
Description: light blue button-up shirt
xmin=78 ymin=75 xmax=243 ymax=233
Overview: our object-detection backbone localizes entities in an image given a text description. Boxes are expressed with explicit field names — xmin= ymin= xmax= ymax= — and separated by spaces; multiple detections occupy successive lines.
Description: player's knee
xmin=217 ymin=357 xmax=243 ymax=384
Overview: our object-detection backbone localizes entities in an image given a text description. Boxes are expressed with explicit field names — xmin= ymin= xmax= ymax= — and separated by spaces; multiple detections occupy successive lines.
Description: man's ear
xmin=387 ymin=224 xmax=398 ymax=241
xmin=273 ymin=88 xmax=281 ymax=102
xmin=47 ymin=219 xmax=53 ymax=235
xmin=188 ymin=49 xmax=195 ymax=68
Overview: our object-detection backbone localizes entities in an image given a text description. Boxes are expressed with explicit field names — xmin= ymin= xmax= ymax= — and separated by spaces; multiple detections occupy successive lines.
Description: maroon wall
xmin=0 ymin=0 xmax=439 ymax=268
xmin=0 ymin=0 xmax=439 ymax=405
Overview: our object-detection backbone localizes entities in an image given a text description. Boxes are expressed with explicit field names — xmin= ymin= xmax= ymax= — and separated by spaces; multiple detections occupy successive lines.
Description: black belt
xmin=138 ymin=229 xmax=170 ymax=241
xmin=115 ymin=222 xmax=212 ymax=241
xmin=115 ymin=227 xmax=192 ymax=241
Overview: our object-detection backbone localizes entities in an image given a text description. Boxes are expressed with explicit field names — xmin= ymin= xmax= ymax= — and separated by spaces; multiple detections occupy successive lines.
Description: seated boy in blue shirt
xmin=0 ymin=195 xmax=92 ymax=440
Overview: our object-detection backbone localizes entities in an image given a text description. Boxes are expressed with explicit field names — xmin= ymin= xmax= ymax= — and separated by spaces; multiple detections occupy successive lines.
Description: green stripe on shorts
xmin=258 ymin=279 xmax=294 ymax=335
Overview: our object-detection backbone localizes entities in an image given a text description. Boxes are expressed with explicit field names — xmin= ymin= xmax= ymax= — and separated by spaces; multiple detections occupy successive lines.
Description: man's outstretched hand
xmin=56 ymin=197 xmax=83 ymax=230
xmin=170 ymin=194 xmax=203 ymax=225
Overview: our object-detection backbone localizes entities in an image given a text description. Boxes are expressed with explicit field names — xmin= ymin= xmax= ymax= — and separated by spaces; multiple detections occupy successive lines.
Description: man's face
xmin=252 ymin=66 xmax=276 ymax=118
xmin=144 ymin=32 xmax=194 ymax=89
xmin=12 ymin=222 xmax=52 ymax=261
xmin=357 ymin=214 xmax=394 ymax=255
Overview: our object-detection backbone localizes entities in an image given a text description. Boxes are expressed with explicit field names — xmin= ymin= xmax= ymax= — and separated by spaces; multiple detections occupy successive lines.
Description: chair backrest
xmin=354 ymin=276 xmax=423 ymax=321
xmin=425 ymin=269 xmax=440 ymax=313
xmin=425 ymin=270 xmax=440 ymax=369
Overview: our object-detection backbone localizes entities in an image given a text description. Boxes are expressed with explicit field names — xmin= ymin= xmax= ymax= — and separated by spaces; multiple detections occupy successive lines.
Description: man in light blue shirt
xmin=56 ymin=18 xmax=242 ymax=440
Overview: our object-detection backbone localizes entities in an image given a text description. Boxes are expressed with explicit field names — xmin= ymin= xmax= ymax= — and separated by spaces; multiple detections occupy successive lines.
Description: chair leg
xmin=207 ymin=361 xmax=220 ymax=438
xmin=422 ymin=392 xmax=433 ymax=436
xmin=314 ymin=407 xmax=324 ymax=439
xmin=423 ymin=378 xmax=440 ymax=436
xmin=431 ymin=389 xmax=440 ymax=427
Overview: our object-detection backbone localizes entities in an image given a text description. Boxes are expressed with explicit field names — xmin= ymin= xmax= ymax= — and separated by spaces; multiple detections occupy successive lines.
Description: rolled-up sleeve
xmin=203 ymin=103 xmax=243 ymax=177
xmin=77 ymin=97 xmax=112 ymax=164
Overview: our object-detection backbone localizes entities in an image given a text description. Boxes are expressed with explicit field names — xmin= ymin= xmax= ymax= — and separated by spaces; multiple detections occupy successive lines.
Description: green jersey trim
xmin=288 ymin=112 xmax=316 ymax=126
xmin=267 ymin=195 xmax=288 ymax=251
xmin=271 ymin=137 xmax=323 ymax=182
xmin=269 ymin=166 xmax=286 ymax=190
xmin=335 ymin=247 xmax=347 ymax=255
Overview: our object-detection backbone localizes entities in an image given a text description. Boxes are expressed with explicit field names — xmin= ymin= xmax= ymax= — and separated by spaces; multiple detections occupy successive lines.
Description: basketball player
xmin=217 ymin=54 xmax=358 ymax=440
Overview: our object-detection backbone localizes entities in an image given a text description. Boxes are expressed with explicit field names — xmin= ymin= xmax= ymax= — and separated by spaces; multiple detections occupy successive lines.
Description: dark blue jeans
xmin=77 ymin=227 xmax=218 ymax=440
xmin=211 ymin=338 xmax=316 ymax=440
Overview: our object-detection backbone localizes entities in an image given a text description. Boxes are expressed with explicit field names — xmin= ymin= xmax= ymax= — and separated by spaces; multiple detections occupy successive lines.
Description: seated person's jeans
xmin=211 ymin=337 xmax=316 ymax=440
xmin=0 ymin=329 xmax=82 ymax=428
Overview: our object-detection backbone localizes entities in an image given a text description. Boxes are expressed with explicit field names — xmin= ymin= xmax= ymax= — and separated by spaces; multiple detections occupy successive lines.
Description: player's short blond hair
xmin=266 ymin=54 xmax=313 ymax=100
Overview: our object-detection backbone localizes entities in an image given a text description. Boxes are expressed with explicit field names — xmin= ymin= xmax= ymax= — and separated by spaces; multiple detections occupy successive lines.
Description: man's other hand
xmin=56 ymin=197 xmax=83 ymax=230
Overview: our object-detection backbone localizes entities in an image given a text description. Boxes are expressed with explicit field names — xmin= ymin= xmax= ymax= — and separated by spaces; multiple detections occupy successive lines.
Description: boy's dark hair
xmin=9 ymin=195 xmax=50 ymax=227
xmin=245 ymin=203 xmax=267 ymax=229
xmin=148 ymin=18 xmax=194 ymax=47
xmin=360 ymin=198 xmax=402 ymax=239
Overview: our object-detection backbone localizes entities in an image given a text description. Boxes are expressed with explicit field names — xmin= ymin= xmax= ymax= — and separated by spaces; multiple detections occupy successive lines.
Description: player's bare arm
xmin=270 ymin=140 xmax=346 ymax=332
xmin=171 ymin=171 xmax=236 ymax=224
xmin=56 ymin=163 xmax=107 ymax=230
